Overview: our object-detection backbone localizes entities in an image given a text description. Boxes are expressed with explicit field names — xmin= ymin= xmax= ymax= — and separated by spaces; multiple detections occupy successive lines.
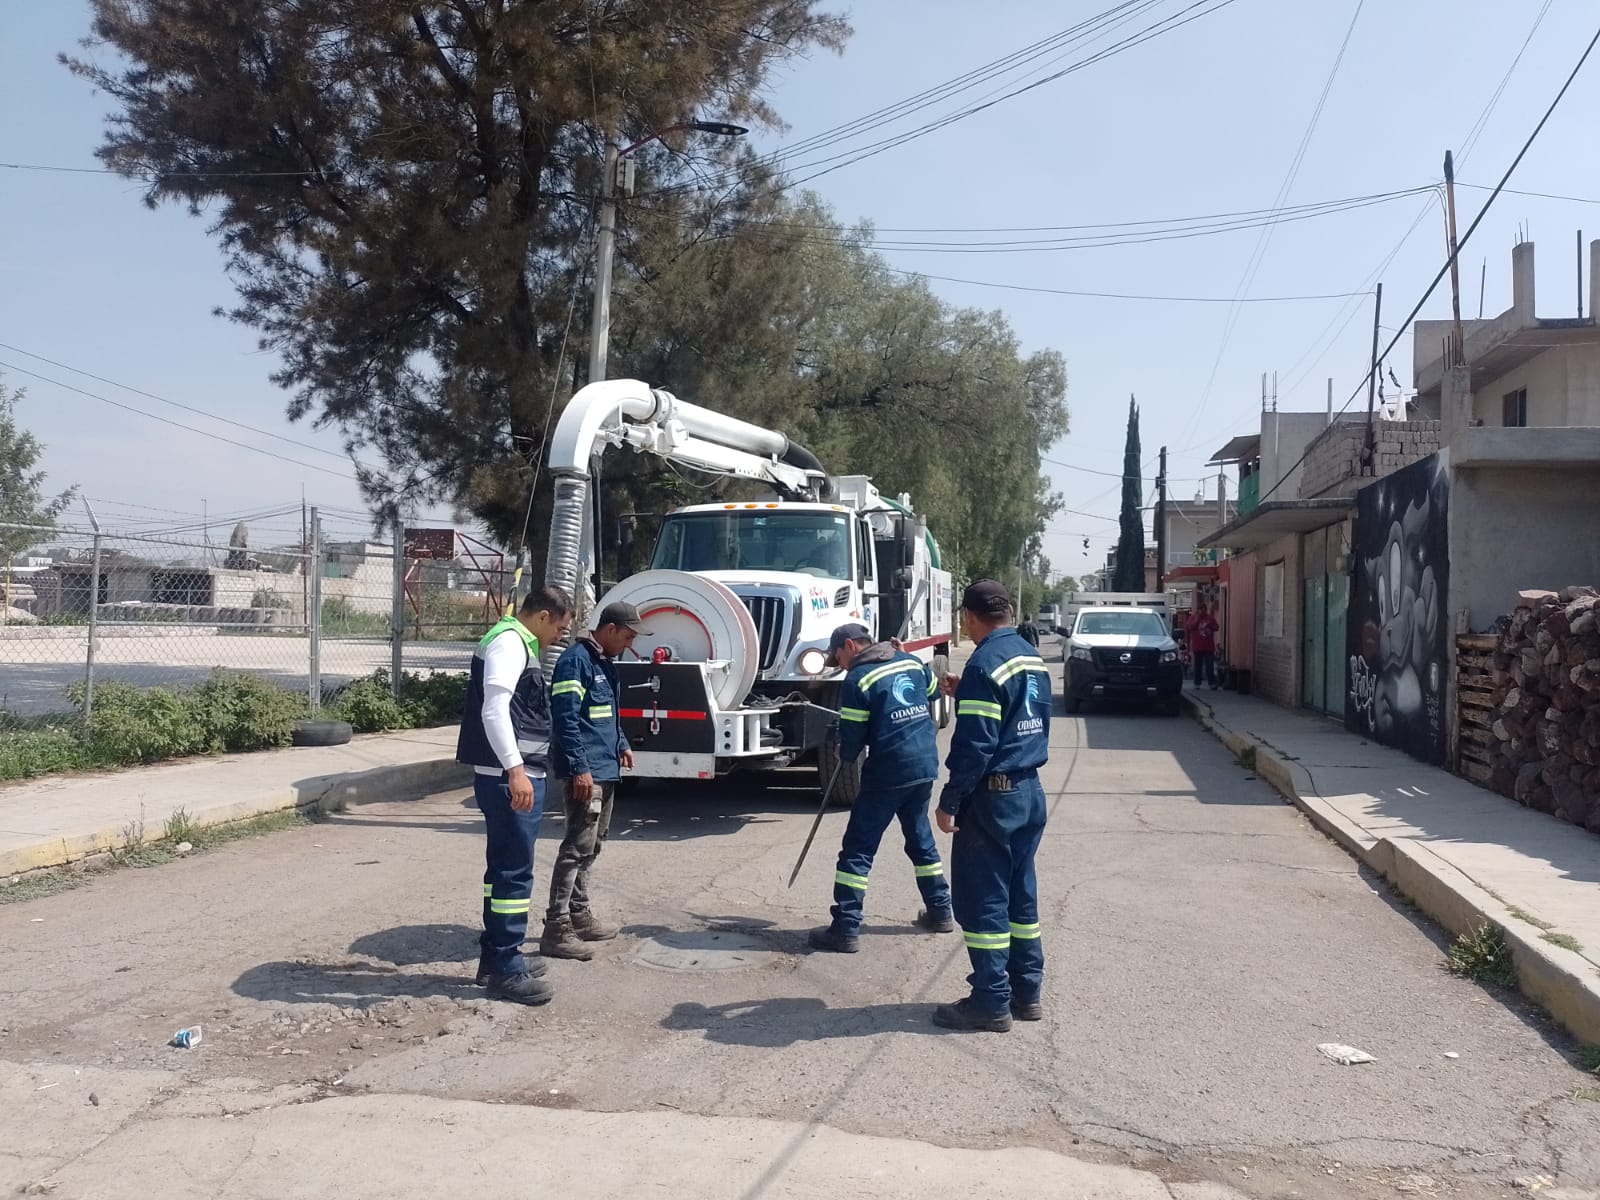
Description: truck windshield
xmin=1076 ymin=611 xmax=1167 ymax=637
xmin=651 ymin=512 xmax=852 ymax=579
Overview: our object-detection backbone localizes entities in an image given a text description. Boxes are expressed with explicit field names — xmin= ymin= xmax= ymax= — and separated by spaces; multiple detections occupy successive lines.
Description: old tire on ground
xmin=816 ymin=735 xmax=862 ymax=809
xmin=932 ymin=653 xmax=953 ymax=729
xmin=292 ymin=719 xmax=354 ymax=748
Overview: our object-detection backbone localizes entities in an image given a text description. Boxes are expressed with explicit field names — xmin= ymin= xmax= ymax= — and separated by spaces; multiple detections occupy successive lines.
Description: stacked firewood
xmin=1470 ymin=588 xmax=1600 ymax=832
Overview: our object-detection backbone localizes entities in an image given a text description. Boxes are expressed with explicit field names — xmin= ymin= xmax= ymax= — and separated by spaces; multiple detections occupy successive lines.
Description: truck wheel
xmin=1064 ymin=695 xmax=1081 ymax=715
xmin=816 ymin=737 xmax=862 ymax=808
xmin=932 ymin=653 xmax=952 ymax=729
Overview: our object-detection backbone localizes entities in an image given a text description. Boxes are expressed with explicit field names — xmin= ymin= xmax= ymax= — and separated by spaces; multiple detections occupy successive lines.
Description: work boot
xmin=570 ymin=910 xmax=620 ymax=942
xmin=915 ymin=908 xmax=956 ymax=934
xmin=931 ymin=997 xmax=1012 ymax=1033
xmin=807 ymin=925 xmax=860 ymax=954
xmin=539 ymin=917 xmax=596 ymax=961
xmin=476 ymin=957 xmax=546 ymax=987
xmin=1010 ymin=997 xmax=1044 ymax=1022
xmin=485 ymin=971 xmax=554 ymax=1007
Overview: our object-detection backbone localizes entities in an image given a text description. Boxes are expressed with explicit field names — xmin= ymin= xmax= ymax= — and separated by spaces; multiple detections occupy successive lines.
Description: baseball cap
xmin=597 ymin=600 xmax=651 ymax=634
xmin=961 ymin=579 xmax=1013 ymax=617
xmin=824 ymin=622 xmax=872 ymax=666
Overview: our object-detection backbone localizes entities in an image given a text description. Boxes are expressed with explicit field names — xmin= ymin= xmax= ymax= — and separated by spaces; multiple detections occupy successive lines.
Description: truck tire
xmin=932 ymin=653 xmax=953 ymax=729
xmin=291 ymin=719 xmax=354 ymax=747
xmin=816 ymin=736 xmax=862 ymax=808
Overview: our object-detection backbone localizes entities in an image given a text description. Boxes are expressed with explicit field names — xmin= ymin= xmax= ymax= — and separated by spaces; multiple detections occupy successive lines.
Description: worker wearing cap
xmin=541 ymin=601 xmax=648 ymax=960
xmin=932 ymin=579 xmax=1051 ymax=1033
xmin=456 ymin=584 xmax=573 ymax=1006
xmin=808 ymin=622 xmax=955 ymax=954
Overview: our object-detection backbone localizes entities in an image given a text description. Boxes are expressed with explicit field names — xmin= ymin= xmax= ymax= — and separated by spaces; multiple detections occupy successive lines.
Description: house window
xmin=1262 ymin=562 xmax=1285 ymax=638
xmin=1502 ymin=388 xmax=1528 ymax=427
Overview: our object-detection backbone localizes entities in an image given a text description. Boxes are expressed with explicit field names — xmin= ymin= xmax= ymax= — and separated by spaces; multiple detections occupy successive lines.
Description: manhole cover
xmin=632 ymin=929 xmax=772 ymax=972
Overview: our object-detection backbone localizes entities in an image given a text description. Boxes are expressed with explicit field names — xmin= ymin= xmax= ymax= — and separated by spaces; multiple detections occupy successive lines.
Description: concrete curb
xmin=1 ymin=758 xmax=471 ymax=879
xmin=1181 ymin=691 xmax=1600 ymax=1045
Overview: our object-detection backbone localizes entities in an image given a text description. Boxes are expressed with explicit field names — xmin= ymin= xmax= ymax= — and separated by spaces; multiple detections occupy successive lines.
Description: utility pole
xmin=1155 ymin=445 xmax=1168 ymax=594
xmin=1365 ymin=282 xmax=1383 ymax=475
xmin=1443 ymin=150 xmax=1465 ymax=364
xmin=587 ymin=136 xmax=620 ymax=385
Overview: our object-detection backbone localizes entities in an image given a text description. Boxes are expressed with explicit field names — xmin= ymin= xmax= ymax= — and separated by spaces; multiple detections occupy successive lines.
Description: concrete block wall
xmin=1298 ymin=420 xmax=1442 ymax=499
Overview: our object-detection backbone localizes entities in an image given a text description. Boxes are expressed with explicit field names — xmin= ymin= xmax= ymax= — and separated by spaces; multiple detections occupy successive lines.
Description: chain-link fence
xmin=0 ymin=513 xmax=511 ymax=721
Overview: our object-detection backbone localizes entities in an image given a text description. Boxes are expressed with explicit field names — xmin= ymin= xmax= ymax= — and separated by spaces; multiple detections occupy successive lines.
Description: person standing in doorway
xmin=1186 ymin=600 xmax=1220 ymax=690
xmin=541 ymin=601 xmax=649 ymax=960
xmin=456 ymin=585 xmax=573 ymax=1006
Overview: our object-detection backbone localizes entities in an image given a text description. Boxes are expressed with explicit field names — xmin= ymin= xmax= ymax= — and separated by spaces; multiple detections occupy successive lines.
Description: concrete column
xmin=1512 ymin=240 xmax=1537 ymax=323
xmin=1589 ymin=239 xmax=1599 ymax=324
xmin=1440 ymin=364 xmax=1474 ymax=449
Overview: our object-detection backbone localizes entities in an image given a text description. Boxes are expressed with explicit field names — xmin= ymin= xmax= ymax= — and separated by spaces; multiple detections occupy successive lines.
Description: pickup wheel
xmin=1064 ymin=695 xmax=1082 ymax=715
xmin=816 ymin=736 xmax=862 ymax=808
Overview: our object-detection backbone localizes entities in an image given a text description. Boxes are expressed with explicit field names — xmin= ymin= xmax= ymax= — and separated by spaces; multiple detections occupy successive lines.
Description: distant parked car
xmin=1063 ymin=606 xmax=1183 ymax=714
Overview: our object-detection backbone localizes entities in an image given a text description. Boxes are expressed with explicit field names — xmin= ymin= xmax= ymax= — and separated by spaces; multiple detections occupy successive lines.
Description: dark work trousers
xmin=476 ymin=771 xmax=546 ymax=977
xmin=949 ymin=774 xmax=1047 ymax=1016
xmin=546 ymin=778 xmax=617 ymax=922
xmin=1193 ymin=651 xmax=1217 ymax=688
xmin=829 ymin=779 xmax=952 ymax=936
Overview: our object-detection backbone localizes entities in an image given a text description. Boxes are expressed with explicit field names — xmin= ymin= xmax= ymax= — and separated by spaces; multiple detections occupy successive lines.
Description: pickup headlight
xmin=797 ymin=648 xmax=828 ymax=675
xmin=1069 ymin=647 xmax=1092 ymax=662
xmin=1160 ymin=650 xmax=1179 ymax=663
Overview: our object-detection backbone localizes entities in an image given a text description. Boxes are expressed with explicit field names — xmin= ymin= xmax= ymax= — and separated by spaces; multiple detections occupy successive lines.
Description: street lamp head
xmin=689 ymin=121 xmax=749 ymax=138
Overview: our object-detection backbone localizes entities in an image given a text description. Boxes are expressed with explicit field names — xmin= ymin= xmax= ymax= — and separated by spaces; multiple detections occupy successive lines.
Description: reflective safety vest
xmin=455 ymin=616 xmax=551 ymax=772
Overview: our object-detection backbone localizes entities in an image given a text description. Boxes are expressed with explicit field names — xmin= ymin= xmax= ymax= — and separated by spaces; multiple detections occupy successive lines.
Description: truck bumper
xmin=1066 ymin=660 xmax=1184 ymax=703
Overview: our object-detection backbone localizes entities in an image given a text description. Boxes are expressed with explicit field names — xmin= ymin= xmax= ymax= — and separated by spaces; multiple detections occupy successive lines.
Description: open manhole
xmin=632 ymin=929 xmax=772 ymax=972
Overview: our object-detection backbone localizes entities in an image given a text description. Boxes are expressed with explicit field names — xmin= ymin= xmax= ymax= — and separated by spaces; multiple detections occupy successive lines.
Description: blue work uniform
xmin=549 ymin=638 xmax=629 ymax=782
xmin=938 ymin=627 xmax=1051 ymax=1016
xmin=828 ymin=644 xmax=952 ymax=936
xmin=456 ymin=615 xmax=551 ymax=979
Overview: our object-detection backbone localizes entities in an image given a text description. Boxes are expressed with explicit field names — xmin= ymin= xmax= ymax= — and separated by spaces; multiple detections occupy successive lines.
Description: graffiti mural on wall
xmin=1346 ymin=453 xmax=1449 ymax=764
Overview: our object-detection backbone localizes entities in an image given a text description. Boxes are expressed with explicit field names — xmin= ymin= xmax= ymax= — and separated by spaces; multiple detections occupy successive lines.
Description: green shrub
xmin=401 ymin=670 xmax=468 ymax=724
xmin=327 ymin=672 xmax=408 ymax=733
xmin=320 ymin=596 xmax=390 ymax=639
xmin=190 ymin=669 xmax=307 ymax=752
xmin=0 ymin=727 xmax=93 ymax=779
xmin=1446 ymin=923 xmax=1518 ymax=988
xmin=72 ymin=680 xmax=205 ymax=764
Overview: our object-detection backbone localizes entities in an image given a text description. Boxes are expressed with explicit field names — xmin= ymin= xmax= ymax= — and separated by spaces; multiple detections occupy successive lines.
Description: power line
xmin=896 ymin=269 xmax=1372 ymax=305
xmin=1255 ymin=17 xmax=1600 ymax=510
xmin=0 ymin=360 xmax=357 ymax=481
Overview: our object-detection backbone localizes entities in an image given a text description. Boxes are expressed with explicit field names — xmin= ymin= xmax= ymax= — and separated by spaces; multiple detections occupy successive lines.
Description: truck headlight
xmin=1069 ymin=647 xmax=1091 ymax=662
xmin=798 ymin=648 xmax=828 ymax=675
xmin=1160 ymin=650 xmax=1179 ymax=663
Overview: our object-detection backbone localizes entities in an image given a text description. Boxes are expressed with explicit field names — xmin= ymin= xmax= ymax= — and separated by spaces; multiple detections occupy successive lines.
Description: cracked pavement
xmin=3 ymin=653 xmax=1598 ymax=1199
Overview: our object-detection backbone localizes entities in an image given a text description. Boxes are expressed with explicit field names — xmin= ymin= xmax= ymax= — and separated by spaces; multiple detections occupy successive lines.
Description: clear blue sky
xmin=3 ymin=1 xmax=1598 ymax=565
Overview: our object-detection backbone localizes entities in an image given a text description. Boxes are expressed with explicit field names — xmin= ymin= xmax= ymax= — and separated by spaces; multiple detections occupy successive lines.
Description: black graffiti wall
xmin=1346 ymin=453 xmax=1450 ymax=764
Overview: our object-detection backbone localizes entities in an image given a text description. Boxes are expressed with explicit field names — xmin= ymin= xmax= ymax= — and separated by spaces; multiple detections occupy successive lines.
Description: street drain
xmin=632 ymin=929 xmax=771 ymax=972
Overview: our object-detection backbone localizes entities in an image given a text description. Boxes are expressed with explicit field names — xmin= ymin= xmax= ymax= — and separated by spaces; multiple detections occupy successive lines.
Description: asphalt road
xmin=3 ymin=638 xmax=1598 ymax=1198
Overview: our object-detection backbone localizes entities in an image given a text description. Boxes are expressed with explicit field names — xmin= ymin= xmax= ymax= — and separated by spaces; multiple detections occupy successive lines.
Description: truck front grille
xmin=738 ymin=593 xmax=793 ymax=672
xmin=1092 ymin=647 xmax=1159 ymax=670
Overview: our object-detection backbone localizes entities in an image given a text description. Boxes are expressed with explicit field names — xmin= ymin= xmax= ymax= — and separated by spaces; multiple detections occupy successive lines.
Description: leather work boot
xmin=539 ymin=917 xmax=596 ymax=961
xmin=476 ymin=957 xmax=547 ymax=987
xmin=570 ymin=910 xmax=620 ymax=942
xmin=807 ymin=925 xmax=860 ymax=954
xmin=915 ymin=908 xmax=956 ymax=934
xmin=485 ymin=971 xmax=554 ymax=1006
xmin=1010 ymin=998 xmax=1044 ymax=1022
xmin=931 ymin=997 xmax=1012 ymax=1033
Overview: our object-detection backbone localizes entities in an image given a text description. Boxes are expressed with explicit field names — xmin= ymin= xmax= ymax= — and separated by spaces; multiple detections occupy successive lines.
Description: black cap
xmin=961 ymin=579 xmax=1013 ymax=617
xmin=597 ymin=601 xmax=651 ymax=635
xmin=824 ymin=622 xmax=872 ymax=667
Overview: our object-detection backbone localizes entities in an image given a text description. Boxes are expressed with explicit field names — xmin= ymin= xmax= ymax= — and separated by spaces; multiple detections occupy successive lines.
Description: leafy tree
xmin=1111 ymin=396 xmax=1145 ymax=592
xmin=0 ymin=376 xmax=75 ymax=565
xmin=1078 ymin=574 xmax=1101 ymax=593
xmin=68 ymin=0 xmax=849 ymax=538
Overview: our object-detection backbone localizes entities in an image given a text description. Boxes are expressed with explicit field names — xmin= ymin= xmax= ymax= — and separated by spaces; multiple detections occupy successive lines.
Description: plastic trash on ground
xmin=1316 ymin=1042 xmax=1375 ymax=1065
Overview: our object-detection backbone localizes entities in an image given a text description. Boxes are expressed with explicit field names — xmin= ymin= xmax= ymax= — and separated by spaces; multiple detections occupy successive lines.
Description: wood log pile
xmin=1466 ymin=587 xmax=1600 ymax=833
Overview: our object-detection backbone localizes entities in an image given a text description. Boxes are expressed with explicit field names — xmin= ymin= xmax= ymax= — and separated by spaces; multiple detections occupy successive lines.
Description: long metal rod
xmin=788 ymin=758 xmax=844 ymax=889
xmin=82 ymin=497 xmax=102 ymax=724
xmin=1443 ymin=150 xmax=1465 ymax=363
xmin=1365 ymin=282 xmax=1383 ymax=474
xmin=308 ymin=507 xmax=322 ymax=713
xmin=390 ymin=519 xmax=405 ymax=700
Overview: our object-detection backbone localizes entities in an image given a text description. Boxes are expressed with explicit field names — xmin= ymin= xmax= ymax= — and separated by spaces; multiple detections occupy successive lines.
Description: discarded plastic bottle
xmin=170 ymin=1025 xmax=203 ymax=1049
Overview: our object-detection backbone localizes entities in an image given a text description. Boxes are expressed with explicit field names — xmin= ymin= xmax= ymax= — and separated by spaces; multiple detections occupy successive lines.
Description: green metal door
xmin=1303 ymin=576 xmax=1326 ymax=710
xmin=1324 ymin=571 xmax=1348 ymax=716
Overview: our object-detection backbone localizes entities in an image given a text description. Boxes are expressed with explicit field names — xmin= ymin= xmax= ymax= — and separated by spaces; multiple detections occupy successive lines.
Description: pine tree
xmin=1111 ymin=396 xmax=1145 ymax=593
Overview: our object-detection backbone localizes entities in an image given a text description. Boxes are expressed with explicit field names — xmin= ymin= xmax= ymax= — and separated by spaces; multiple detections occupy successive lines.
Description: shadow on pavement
xmin=662 ymin=997 xmax=949 ymax=1045
xmin=232 ymin=958 xmax=473 ymax=1008
xmin=348 ymin=922 xmax=478 ymax=966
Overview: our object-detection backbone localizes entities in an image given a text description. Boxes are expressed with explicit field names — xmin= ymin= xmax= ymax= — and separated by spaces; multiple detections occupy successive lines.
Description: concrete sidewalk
xmin=1183 ymin=684 xmax=1600 ymax=1043
xmin=0 ymin=727 xmax=467 ymax=877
